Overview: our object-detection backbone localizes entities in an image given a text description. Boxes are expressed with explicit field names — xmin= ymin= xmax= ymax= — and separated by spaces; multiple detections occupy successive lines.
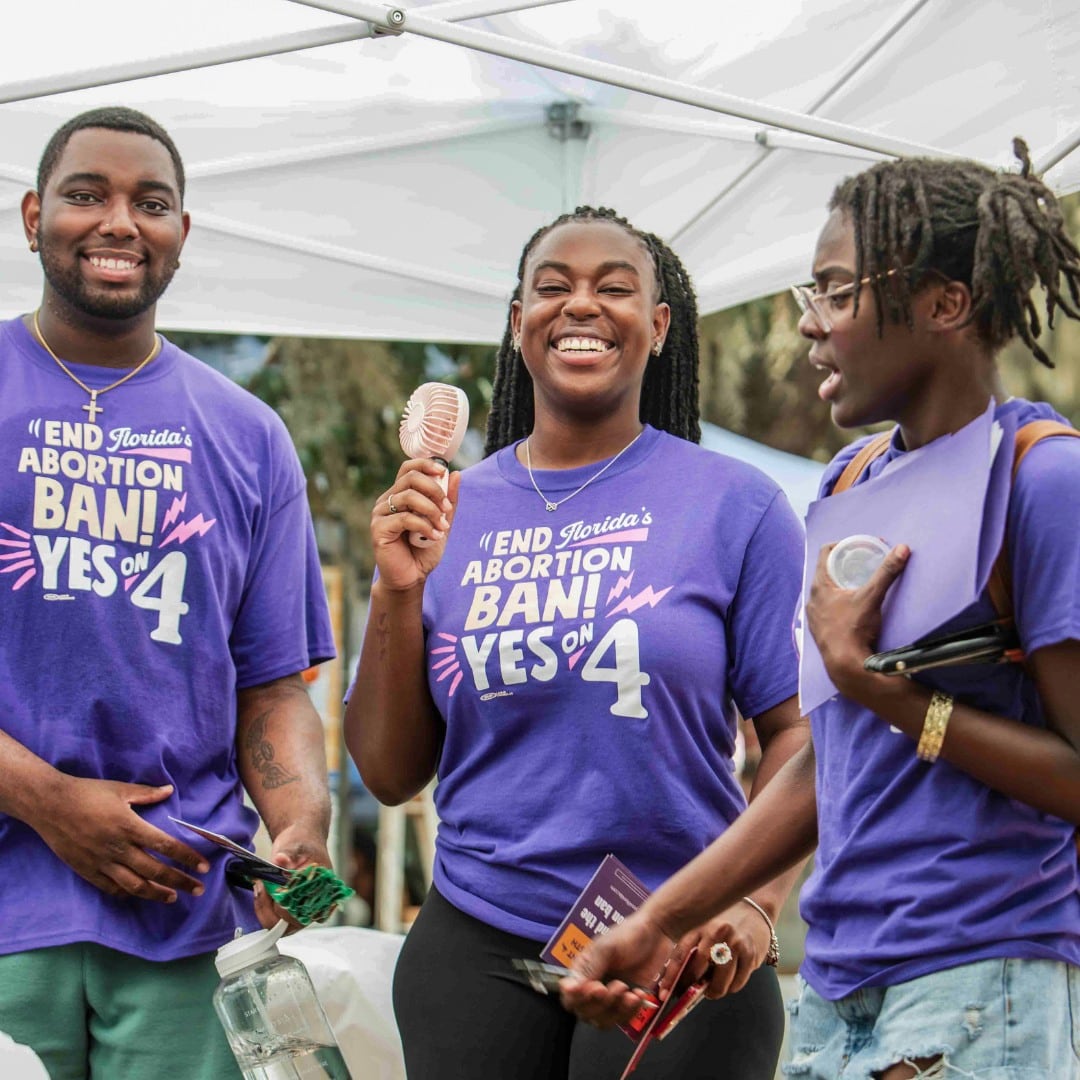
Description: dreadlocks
xmin=484 ymin=206 xmax=701 ymax=455
xmin=831 ymin=139 xmax=1080 ymax=368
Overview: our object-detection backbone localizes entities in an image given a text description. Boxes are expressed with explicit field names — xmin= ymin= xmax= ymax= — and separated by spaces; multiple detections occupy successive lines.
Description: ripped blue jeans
xmin=783 ymin=958 xmax=1080 ymax=1078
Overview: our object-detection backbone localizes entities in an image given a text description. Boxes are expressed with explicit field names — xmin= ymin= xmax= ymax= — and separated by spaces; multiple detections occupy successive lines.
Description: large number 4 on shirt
xmin=129 ymin=551 xmax=190 ymax=644
xmin=580 ymin=618 xmax=651 ymax=719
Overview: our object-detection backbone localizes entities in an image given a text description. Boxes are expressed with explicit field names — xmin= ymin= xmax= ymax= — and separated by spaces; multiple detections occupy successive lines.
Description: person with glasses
xmin=561 ymin=144 xmax=1080 ymax=1079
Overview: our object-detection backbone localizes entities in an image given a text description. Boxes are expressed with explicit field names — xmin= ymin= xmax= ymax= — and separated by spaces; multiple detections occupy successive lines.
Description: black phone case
xmin=864 ymin=620 xmax=1019 ymax=675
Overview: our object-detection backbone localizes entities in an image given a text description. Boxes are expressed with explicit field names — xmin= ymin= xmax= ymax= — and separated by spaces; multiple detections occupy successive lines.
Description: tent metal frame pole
xmin=292 ymin=0 xmax=954 ymax=161
xmin=0 ymin=0 xmax=567 ymax=104
xmin=191 ymin=114 xmax=537 ymax=179
xmin=1037 ymin=130 xmax=1080 ymax=177
xmin=195 ymin=210 xmax=507 ymax=298
xmin=669 ymin=0 xmax=934 ymax=242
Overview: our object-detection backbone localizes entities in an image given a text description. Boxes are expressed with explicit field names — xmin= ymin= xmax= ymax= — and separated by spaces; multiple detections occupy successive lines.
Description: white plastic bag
xmin=279 ymin=925 xmax=406 ymax=1080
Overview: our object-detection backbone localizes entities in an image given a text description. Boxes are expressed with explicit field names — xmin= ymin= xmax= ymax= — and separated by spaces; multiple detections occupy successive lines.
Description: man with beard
xmin=0 ymin=107 xmax=338 ymax=1079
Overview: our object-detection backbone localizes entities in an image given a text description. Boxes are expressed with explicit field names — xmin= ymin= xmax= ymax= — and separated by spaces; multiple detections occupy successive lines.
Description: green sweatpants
xmin=0 ymin=942 xmax=242 ymax=1080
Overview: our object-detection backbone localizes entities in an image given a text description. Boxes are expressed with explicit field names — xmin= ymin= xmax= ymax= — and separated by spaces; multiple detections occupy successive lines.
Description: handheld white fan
xmin=399 ymin=382 xmax=469 ymax=547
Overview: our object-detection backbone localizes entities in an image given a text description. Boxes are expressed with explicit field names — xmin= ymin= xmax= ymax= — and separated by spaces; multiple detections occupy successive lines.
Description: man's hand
xmin=31 ymin=778 xmax=208 ymax=903
xmin=251 ymin=823 xmax=334 ymax=932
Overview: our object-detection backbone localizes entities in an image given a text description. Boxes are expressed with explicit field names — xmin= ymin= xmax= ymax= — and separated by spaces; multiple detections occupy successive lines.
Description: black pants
xmin=393 ymin=886 xmax=784 ymax=1080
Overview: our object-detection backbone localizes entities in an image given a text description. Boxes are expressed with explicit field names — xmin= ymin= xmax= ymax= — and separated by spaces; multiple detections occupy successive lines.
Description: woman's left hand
xmin=805 ymin=541 xmax=909 ymax=694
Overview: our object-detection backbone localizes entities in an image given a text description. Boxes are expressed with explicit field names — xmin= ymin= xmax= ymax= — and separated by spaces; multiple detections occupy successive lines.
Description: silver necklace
xmin=524 ymin=430 xmax=644 ymax=512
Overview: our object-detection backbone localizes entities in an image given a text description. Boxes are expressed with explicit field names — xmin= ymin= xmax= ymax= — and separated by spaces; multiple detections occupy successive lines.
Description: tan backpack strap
xmin=831 ymin=431 xmax=893 ymax=495
xmin=988 ymin=421 xmax=1080 ymax=619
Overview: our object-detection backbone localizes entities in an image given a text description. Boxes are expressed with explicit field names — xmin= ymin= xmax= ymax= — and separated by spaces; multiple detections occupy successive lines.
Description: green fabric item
xmin=265 ymin=866 xmax=354 ymax=925
xmin=0 ymin=943 xmax=241 ymax=1080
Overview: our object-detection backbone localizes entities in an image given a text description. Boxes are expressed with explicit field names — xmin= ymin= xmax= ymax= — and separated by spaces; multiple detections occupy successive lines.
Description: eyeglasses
xmin=790 ymin=268 xmax=901 ymax=332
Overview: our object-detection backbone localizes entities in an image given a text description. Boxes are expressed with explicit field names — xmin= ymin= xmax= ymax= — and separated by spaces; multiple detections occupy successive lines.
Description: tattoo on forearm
xmin=244 ymin=710 xmax=298 ymax=790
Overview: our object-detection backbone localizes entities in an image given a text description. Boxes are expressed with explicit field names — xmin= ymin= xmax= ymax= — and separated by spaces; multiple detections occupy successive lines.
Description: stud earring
xmin=28 ymin=238 xmax=38 ymax=252
xmin=652 ymin=340 xmax=663 ymax=356
xmin=512 ymin=336 xmax=521 ymax=352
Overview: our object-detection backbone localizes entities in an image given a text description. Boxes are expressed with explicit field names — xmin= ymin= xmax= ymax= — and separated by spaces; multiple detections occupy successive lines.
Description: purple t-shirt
xmin=0 ymin=317 xmax=335 ymax=962
xmin=800 ymin=398 xmax=1080 ymax=999
xmin=417 ymin=425 xmax=803 ymax=939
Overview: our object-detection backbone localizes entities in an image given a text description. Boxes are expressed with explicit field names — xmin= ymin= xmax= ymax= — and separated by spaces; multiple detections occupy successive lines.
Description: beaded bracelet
xmin=741 ymin=896 xmax=780 ymax=967
xmin=916 ymin=691 xmax=955 ymax=763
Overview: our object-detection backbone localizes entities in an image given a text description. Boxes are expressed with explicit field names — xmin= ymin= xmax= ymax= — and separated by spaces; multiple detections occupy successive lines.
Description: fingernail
xmin=192 ymin=885 xmax=204 ymax=896
xmin=198 ymin=861 xmax=210 ymax=873
xmin=442 ymin=498 xmax=452 ymax=511
xmin=432 ymin=530 xmax=445 ymax=540
xmin=439 ymin=515 xmax=449 ymax=529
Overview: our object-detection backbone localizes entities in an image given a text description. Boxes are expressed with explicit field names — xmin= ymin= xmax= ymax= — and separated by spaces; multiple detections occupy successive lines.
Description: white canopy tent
xmin=1 ymin=0 xmax=1078 ymax=343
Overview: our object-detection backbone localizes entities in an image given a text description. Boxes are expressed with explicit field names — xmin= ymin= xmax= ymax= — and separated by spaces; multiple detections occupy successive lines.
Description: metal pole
xmin=0 ymin=0 xmax=569 ymax=104
xmin=669 ymin=0 xmax=936 ymax=242
xmin=296 ymin=0 xmax=955 ymax=161
xmin=194 ymin=210 xmax=507 ymax=298
xmin=1037 ymin=130 xmax=1080 ymax=177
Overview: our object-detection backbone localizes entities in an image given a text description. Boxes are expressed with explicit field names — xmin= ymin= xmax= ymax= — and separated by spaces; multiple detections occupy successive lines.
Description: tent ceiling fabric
xmin=2 ymin=0 xmax=1078 ymax=342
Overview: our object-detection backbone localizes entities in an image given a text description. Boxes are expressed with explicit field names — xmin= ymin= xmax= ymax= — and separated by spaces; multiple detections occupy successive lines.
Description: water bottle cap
xmin=826 ymin=534 xmax=891 ymax=590
xmin=214 ymin=919 xmax=290 ymax=978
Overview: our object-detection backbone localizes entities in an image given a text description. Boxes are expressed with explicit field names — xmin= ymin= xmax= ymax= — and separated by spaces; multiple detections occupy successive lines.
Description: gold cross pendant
xmin=83 ymin=391 xmax=103 ymax=423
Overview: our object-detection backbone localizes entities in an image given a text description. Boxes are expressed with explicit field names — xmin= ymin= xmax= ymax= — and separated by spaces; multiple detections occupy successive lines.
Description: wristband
xmin=741 ymin=896 xmax=780 ymax=967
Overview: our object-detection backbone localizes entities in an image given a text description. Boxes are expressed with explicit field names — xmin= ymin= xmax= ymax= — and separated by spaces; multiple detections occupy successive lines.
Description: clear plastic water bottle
xmin=213 ymin=921 xmax=352 ymax=1080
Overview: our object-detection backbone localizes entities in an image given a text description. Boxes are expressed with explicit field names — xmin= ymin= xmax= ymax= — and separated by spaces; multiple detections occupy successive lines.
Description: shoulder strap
xmin=987 ymin=420 xmax=1080 ymax=618
xmin=830 ymin=431 xmax=893 ymax=496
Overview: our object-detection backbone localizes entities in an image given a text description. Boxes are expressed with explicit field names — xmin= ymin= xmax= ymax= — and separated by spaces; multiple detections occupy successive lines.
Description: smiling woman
xmin=346 ymin=205 xmax=815 ymax=1080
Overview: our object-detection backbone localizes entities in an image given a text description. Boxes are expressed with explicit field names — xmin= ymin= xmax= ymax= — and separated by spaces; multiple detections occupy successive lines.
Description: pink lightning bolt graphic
xmin=161 ymin=493 xmax=188 ymax=532
xmin=159 ymin=514 xmax=217 ymax=547
xmin=607 ymin=572 xmax=635 ymax=604
xmin=607 ymin=585 xmax=673 ymax=616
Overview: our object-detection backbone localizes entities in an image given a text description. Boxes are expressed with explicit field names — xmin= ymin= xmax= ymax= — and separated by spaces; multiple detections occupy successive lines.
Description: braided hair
xmin=831 ymin=139 xmax=1080 ymax=368
xmin=484 ymin=206 xmax=701 ymax=455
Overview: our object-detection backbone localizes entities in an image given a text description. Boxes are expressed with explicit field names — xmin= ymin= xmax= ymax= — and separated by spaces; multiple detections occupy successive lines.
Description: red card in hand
xmin=618 ymin=947 xmax=703 ymax=1080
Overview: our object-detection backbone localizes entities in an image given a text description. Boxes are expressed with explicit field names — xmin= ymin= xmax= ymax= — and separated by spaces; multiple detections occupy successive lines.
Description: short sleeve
xmin=229 ymin=439 xmax=336 ymax=689
xmin=726 ymin=490 xmax=805 ymax=718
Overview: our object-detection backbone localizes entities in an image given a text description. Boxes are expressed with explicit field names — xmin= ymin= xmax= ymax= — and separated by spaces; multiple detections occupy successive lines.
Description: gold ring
xmin=709 ymin=941 xmax=733 ymax=966
xmin=388 ymin=495 xmax=399 ymax=514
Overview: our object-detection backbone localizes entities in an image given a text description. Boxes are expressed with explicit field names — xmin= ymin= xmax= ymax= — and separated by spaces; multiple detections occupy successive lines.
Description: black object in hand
xmin=864 ymin=619 xmax=1021 ymax=676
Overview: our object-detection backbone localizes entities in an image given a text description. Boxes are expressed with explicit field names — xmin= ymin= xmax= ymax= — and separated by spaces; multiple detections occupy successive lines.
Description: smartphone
xmin=864 ymin=619 xmax=1020 ymax=675
xmin=224 ymin=855 xmax=291 ymax=891
xmin=511 ymin=959 xmax=578 ymax=995
xmin=510 ymin=959 xmax=660 ymax=1021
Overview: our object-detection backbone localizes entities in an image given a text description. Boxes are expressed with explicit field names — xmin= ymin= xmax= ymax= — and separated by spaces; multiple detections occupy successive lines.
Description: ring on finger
xmin=388 ymin=495 xmax=399 ymax=514
xmin=709 ymin=941 xmax=733 ymax=966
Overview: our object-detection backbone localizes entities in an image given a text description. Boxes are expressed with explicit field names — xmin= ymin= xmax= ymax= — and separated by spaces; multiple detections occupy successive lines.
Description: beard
xmin=36 ymin=229 xmax=179 ymax=320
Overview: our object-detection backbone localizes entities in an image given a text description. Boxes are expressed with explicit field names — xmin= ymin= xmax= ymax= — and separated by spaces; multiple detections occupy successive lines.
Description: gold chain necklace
xmin=32 ymin=309 xmax=160 ymax=424
xmin=524 ymin=430 xmax=644 ymax=512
